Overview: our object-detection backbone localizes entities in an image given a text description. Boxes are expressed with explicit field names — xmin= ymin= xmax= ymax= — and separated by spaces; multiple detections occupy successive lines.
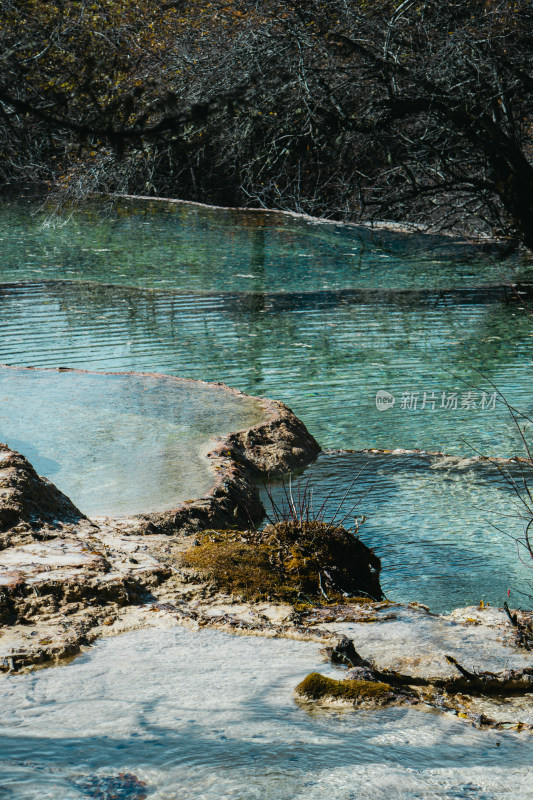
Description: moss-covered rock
xmin=179 ymin=519 xmax=383 ymax=603
xmin=295 ymin=672 xmax=393 ymax=704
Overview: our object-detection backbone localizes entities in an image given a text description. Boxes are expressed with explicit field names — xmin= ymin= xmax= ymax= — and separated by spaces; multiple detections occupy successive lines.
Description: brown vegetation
xmin=1 ymin=1 xmax=532 ymax=246
xmin=180 ymin=519 xmax=383 ymax=603
xmin=296 ymin=672 xmax=394 ymax=704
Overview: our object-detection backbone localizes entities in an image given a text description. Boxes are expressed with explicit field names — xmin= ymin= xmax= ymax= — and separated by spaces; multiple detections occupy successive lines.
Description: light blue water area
xmin=0 ymin=280 xmax=532 ymax=455
xmin=1 ymin=199 xmax=533 ymax=609
xmin=0 ymin=367 xmax=265 ymax=516
xmin=1 ymin=199 xmax=533 ymax=798
xmin=0 ymin=626 xmax=531 ymax=800
xmin=260 ymin=452 xmax=533 ymax=613
xmin=0 ymin=197 xmax=528 ymax=291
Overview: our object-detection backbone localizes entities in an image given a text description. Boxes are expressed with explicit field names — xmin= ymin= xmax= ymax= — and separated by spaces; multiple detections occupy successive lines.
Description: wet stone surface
xmin=72 ymin=773 xmax=148 ymax=800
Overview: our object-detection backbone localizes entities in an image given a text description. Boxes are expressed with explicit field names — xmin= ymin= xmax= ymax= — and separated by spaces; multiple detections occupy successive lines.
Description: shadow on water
xmin=2 ymin=620 xmax=532 ymax=800
xmin=0 ymin=701 xmax=528 ymax=799
xmin=1 ymin=438 xmax=62 ymax=477
xmin=0 ymin=196 xmax=526 ymax=293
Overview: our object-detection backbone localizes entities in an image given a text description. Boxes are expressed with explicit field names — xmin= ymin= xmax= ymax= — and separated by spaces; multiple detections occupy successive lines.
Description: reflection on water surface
xmin=1 ymin=200 xmax=532 ymax=799
xmin=1 ymin=280 xmax=532 ymax=455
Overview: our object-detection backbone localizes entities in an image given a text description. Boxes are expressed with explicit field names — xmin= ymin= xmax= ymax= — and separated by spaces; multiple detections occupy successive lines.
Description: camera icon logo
xmin=375 ymin=390 xmax=396 ymax=412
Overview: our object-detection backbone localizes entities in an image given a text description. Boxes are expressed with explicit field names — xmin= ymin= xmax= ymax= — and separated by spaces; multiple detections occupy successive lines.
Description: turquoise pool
xmin=0 ymin=198 xmax=532 ymax=609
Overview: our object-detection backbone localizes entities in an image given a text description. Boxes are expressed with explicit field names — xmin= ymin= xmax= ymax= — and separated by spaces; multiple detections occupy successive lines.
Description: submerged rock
xmin=73 ymin=773 xmax=147 ymax=800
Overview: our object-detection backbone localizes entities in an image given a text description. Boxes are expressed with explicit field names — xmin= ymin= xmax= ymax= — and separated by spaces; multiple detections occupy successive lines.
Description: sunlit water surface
xmin=0 ymin=367 xmax=264 ymax=516
xmin=1 ymin=199 xmax=533 ymax=456
xmin=1 ymin=200 xmax=533 ymax=603
xmin=1 ymin=280 xmax=533 ymax=456
xmin=1 ymin=200 xmax=533 ymax=798
xmin=260 ymin=452 xmax=533 ymax=613
xmin=0 ymin=627 xmax=531 ymax=800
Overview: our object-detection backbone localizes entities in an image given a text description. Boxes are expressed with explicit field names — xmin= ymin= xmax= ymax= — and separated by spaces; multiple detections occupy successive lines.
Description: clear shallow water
xmin=0 ymin=197 xmax=527 ymax=292
xmin=260 ymin=452 xmax=533 ymax=613
xmin=1 ymin=199 xmax=533 ymax=605
xmin=1 ymin=281 xmax=532 ymax=456
xmin=0 ymin=626 xmax=531 ymax=800
xmin=1 ymin=201 xmax=533 ymax=798
xmin=0 ymin=368 xmax=264 ymax=516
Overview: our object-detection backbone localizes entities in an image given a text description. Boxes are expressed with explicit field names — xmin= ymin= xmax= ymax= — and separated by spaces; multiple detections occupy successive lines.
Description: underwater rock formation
xmin=73 ymin=772 xmax=148 ymax=800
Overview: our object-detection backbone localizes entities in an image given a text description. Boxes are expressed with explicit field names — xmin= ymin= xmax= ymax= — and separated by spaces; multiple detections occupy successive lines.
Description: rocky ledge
xmin=294 ymin=604 xmax=533 ymax=731
xmin=1 ymin=408 xmax=532 ymax=732
xmin=0 ymin=443 xmax=171 ymax=669
xmin=0 ymin=444 xmax=85 ymax=546
xmin=136 ymin=390 xmax=321 ymax=534
xmin=0 ymin=390 xmax=320 ymax=671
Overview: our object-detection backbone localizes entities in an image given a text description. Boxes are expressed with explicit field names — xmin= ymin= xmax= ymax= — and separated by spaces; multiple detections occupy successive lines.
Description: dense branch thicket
xmin=1 ymin=1 xmax=532 ymax=246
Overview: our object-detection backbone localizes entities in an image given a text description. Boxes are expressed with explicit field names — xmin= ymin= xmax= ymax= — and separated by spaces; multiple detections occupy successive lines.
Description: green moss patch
xmin=180 ymin=532 xmax=293 ymax=602
xmin=180 ymin=520 xmax=382 ymax=603
xmin=296 ymin=672 xmax=393 ymax=703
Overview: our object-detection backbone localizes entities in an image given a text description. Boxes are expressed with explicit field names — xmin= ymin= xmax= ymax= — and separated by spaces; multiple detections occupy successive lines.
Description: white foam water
xmin=0 ymin=626 xmax=531 ymax=799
